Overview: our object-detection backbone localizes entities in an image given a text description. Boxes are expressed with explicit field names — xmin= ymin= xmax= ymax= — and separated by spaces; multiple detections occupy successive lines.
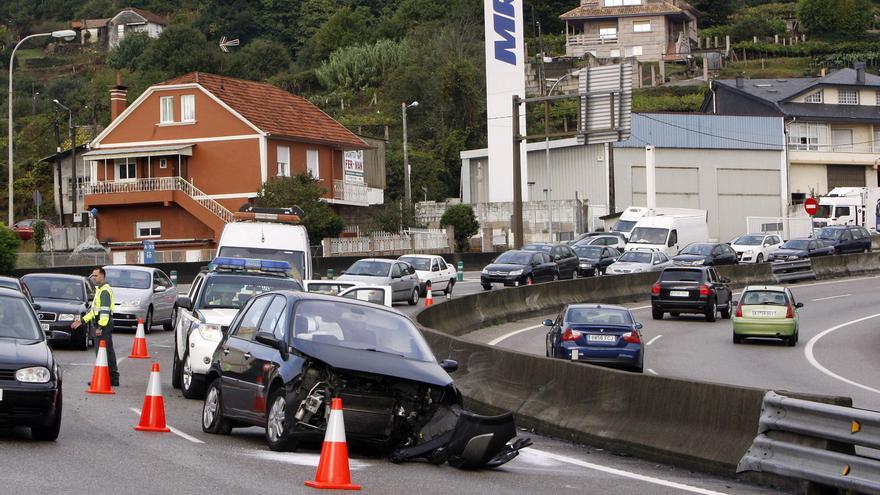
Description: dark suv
xmin=814 ymin=226 xmax=871 ymax=254
xmin=651 ymin=266 xmax=732 ymax=322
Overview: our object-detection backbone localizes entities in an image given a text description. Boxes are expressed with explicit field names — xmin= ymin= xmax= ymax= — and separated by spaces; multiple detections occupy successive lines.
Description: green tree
xmin=137 ymin=24 xmax=222 ymax=77
xmin=107 ymin=32 xmax=153 ymax=71
xmin=315 ymin=39 xmax=408 ymax=92
xmin=254 ymin=173 xmax=344 ymax=242
xmin=440 ymin=204 xmax=479 ymax=252
xmin=798 ymin=0 xmax=873 ymax=35
xmin=225 ymin=38 xmax=292 ymax=81
xmin=0 ymin=224 xmax=21 ymax=275
xmin=298 ymin=7 xmax=374 ymax=67
xmin=294 ymin=0 xmax=336 ymax=51
xmin=32 ymin=220 xmax=46 ymax=253
xmin=691 ymin=0 xmax=740 ymax=27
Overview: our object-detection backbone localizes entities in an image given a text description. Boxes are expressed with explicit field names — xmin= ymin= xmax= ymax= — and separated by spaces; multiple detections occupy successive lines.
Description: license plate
xmin=670 ymin=290 xmax=690 ymax=297
xmin=571 ymin=349 xmax=579 ymax=360
xmin=752 ymin=311 xmax=776 ymax=317
xmin=41 ymin=323 xmax=49 ymax=332
xmin=588 ymin=335 xmax=616 ymax=343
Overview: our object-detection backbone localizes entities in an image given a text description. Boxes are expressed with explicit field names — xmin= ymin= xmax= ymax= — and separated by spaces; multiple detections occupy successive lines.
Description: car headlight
xmin=579 ymin=263 xmax=590 ymax=268
xmin=121 ymin=299 xmax=141 ymax=306
xmin=692 ymin=260 xmax=704 ymax=266
xmin=481 ymin=268 xmax=489 ymax=274
xmin=58 ymin=313 xmax=77 ymax=321
xmin=508 ymin=269 xmax=523 ymax=276
xmin=197 ymin=323 xmax=223 ymax=342
xmin=16 ymin=366 xmax=51 ymax=383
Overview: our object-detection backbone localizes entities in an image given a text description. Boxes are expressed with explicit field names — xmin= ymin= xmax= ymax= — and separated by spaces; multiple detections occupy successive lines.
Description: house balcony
xmin=325 ymin=180 xmax=384 ymax=206
xmin=788 ymin=143 xmax=880 ymax=166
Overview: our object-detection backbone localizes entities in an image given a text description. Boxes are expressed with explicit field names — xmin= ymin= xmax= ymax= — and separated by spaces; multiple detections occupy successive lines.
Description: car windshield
xmin=566 ymin=307 xmax=633 ymax=325
xmin=23 ymin=276 xmax=83 ymax=301
xmin=618 ymin=251 xmax=652 ymax=263
xmin=680 ymin=244 xmax=713 ymax=256
xmin=494 ymin=251 xmax=532 ymax=265
xmin=522 ymin=244 xmax=552 ymax=253
xmin=612 ymin=220 xmax=637 ymax=233
xmin=104 ymin=269 xmax=151 ymax=289
xmin=783 ymin=240 xmax=810 ymax=250
xmin=217 ymin=246 xmax=305 ymax=280
xmin=659 ymin=269 xmax=704 ymax=282
xmin=735 ymin=235 xmax=764 ymax=246
xmin=741 ymin=290 xmax=789 ymax=306
xmin=816 ymin=228 xmax=842 ymax=240
xmin=814 ymin=205 xmax=832 ymax=218
xmin=399 ymin=256 xmax=431 ymax=271
xmin=293 ymin=300 xmax=435 ymax=362
xmin=0 ymin=296 xmax=42 ymax=340
xmin=345 ymin=260 xmax=392 ymax=277
xmin=198 ymin=275 xmax=302 ymax=310
xmin=629 ymin=227 xmax=668 ymax=244
xmin=573 ymin=246 xmax=603 ymax=258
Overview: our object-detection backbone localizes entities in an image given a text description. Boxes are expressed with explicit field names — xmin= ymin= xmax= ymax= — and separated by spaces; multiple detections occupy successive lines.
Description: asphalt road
xmin=467 ymin=274 xmax=880 ymax=411
xmin=0 ymin=314 xmax=781 ymax=494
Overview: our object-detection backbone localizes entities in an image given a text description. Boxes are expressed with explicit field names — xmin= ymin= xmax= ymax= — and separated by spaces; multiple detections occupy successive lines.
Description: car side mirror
xmin=439 ymin=359 xmax=458 ymax=373
xmin=635 ymin=322 xmax=643 ymax=330
xmin=721 ymin=277 xmax=730 ymax=283
xmin=154 ymin=285 xmax=166 ymax=293
xmin=255 ymin=331 xmax=279 ymax=348
xmin=542 ymin=319 xmax=554 ymax=327
xmin=391 ymin=273 xmax=402 ymax=279
xmin=32 ymin=303 xmax=41 ymax=311
xmin=177 ymin=295 xmax=193 ymax=311
xmin=795 ymin=302 xmax=804 ymax=308
xmin=553 ymin=255 xmax=562 ymax=261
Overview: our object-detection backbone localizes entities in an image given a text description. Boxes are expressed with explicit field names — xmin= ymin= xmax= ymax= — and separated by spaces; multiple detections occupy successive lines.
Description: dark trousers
xmin=94 ymin=323 xmax=119 ymax=381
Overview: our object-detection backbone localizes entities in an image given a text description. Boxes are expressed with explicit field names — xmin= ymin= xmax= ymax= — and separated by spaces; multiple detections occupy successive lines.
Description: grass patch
xmin=15 ymin=48 xmax=44 ymax=60
xmin=718 ymin=57 xmax=814 ymax=79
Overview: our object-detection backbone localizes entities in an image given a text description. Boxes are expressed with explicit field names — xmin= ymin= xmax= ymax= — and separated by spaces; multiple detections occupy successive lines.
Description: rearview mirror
xmin=177 ymin=295 xmax=193 ymax=311
xmin=542 ymin=319 xmax=554 ymax=327
xmin=391 ymin=273 xmax=401 ymax=279
xmin=439 ymin=359 xmax=459 ymax=373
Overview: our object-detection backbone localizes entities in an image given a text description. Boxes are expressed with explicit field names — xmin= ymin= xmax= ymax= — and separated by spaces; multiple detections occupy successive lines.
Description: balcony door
xmin=831 ymin=129 xmax=853 ymax=152
xmin=115 ymin=158 xmax=136 ymax=182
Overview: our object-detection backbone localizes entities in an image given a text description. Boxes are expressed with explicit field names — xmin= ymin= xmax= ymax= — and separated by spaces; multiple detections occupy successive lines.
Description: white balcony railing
xmin=82 ymin=176 xmax=234 ymax=223
xmin=333 ymin=180 xmax=368 ymax=204
xmin=787 ymin=143 xmax=879 ymax=153
xmin=567 ymin=34 xmax=619 ymax=46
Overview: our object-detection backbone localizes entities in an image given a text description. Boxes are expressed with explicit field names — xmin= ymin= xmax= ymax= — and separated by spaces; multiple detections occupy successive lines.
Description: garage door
xmin=827 ymin=165 xmax=865 ymax=188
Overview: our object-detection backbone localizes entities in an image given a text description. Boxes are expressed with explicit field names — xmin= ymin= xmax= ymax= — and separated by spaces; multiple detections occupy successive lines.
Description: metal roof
xmin=615 ymin=113 xmax=784 ymax=150
xmin=81 ymin=144 xmax=194 ymax=160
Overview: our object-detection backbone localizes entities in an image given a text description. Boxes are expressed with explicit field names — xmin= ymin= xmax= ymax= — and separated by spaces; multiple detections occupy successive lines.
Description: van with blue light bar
xmin=209 ymin=257 xmax=292 ymax=275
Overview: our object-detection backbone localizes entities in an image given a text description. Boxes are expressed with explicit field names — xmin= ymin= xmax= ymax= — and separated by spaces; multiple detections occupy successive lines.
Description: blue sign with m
xmin=493 ymin=0 xmax=517 ymax=65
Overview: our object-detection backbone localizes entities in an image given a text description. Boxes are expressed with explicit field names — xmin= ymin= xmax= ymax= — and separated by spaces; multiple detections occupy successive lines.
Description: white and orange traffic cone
xmin=424 ymin=282 xmax=433 ymax=307
xmin=134 ymin=363 xmax=171 ymax=433
xmin=304 ymin=398 xmax=361 ymax=491
xmin=128 ymin=319 xmax=150 ymax=359
xmin=87 ymin=340 xmax=115 ymax=395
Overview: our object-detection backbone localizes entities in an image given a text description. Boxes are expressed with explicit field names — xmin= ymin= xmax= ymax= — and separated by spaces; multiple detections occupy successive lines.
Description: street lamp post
xmin=401 ymin=101 xmax=418 ymax=222
xmin=52 ymin=99 xmax=76 ymax=224
xmin=7 ymin=29 xmax=76 ymax=226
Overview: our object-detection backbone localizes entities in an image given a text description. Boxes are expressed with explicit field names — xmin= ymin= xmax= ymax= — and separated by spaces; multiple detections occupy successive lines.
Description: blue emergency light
xmin=210 ymin=257 xmax=291 ymax=274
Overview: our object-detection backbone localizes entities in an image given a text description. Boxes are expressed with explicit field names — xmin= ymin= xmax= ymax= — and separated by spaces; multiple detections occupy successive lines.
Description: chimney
xmin=855 ymin=61 xmax=866 ymax=84
xmin=109 ymin=70 xmax=128 ymax=122
xmin=735 ymin=74 xmax=744 ymax=88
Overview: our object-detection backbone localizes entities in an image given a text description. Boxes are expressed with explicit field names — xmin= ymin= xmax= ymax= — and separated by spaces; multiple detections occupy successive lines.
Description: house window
xmin=788 ymin=123 xmax=829 ymax=151
xmin=181 ymin=94 xmax=195 ymax=122
xmin=805 ymin=91 xmax=822 ymax=103
xmin=136 ymin=221 xmax=161 ymax=239
xmin=625 ymin=46 xmax=643 ymax=57
xmin=159 ymin=158 xmax=168 ymax=169
xmin=605 ymin=0 xmax=641 ymax=5
xmin=599 ymin=26 xmax=618 ymax=41
xmin=307 ymin=149 xmax=320 ymax=178
xmin=160 ymin=96 xmax=174 ymax=123
xmin=115 ymin=159 xmax=136 ymax=181
xmin=633 ymin=21 xmax=651 ymax=33
xmin=117 ymin=24 xmax=125 ymax=39
xmin=873 ymin=129 xmax=880 ymax=152
xmin=838 ymin=89 xmax=858 ymax=105
xmin=876 ymin=91 xmax=880 ymax=106
xmin=277 ymin=145 xmax=291 ymax=177
xmin=610 ymin=49 xmax=621 ymax=58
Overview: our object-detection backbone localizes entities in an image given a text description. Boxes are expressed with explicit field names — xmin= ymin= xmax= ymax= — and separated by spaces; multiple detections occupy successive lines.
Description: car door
xmin=339 ymin=286 xmax=393 ymax=307
xmin=723 ymin=245 xmax=738 ymax=265
xmin=388 ymin=263 xmax=405 ymax=299
xmin=708 ymin=267 xmax=730 ymax=304
xmin=436 ymin=258 xmax=453 ymax=290
xmin=599 ymin=248 xmax=615 ymax=270
xmin=243 ymin=295 xmax=289 ymax=423
xmin=220 ymin=294 xmax=272 ymax=417
xmin=177 ymin=273 xmax=205 ymax=359
xmin=838 ymin=229 xmax=853 ymax=253
xmin=402 ymin=262 xmax=419 ymax=294
xmin=156 ymin=270 xmax=177 ymax=320
xmin=563 ymin=246 xmax=579 ymax=276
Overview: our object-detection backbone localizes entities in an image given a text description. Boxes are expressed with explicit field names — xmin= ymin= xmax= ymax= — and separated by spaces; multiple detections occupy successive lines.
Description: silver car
xmin=336 ymin=258 xmax=420 ymax=305
xmin=606 ymin=249 xmax=673 ymax=275
xmin=103 ymin=265 xmax=179 ymax=333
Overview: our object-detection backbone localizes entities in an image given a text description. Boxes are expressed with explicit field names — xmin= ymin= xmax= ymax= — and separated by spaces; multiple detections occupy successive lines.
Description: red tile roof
xmin=160 ymin=73 xmax=367 ymax=149
xmin=561 ymin=1 xmax=695 ymax=19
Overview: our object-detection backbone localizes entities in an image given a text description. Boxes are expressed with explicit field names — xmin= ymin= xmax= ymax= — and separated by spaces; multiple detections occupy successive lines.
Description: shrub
xmin=440 ymin=204 xmax=479 ymax=252
xmin=0 ymin=225 xmax=21 ymax=276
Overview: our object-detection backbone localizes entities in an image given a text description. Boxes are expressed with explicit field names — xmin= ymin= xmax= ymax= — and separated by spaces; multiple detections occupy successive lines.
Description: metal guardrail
xmin=738 ymin=392 xmax=880 ymax=494
xmin=770 ymin=259 xmax=816 ymax=283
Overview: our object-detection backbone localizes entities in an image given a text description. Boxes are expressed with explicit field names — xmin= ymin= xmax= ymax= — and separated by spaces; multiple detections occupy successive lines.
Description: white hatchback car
xmin=398 ymin=254 xmax=458 ymax=296
xmin=729 ymin=233 xmax=784 ymax=264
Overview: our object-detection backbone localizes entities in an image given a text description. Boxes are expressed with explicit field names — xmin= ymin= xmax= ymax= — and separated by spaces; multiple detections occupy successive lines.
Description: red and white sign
xmin=804 ymin=197 xmax=818 ymax=216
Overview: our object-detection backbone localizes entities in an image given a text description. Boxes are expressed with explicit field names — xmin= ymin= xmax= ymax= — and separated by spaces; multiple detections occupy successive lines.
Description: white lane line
xmin=129 ymin=407 xmax=205 ymax=444
xmin=794 ymin=274 xmax=880 ymax=289
xmin=646 ymin=368 xmax=659 ymax=376
xmin=246 ymin=450 xmax=371 ymax=469
xmin=489 ymin=325 xmax=543 ymax=346
xmin=630 ymin=305 xmax=651 ymax=311
xmin=646 ymin=335 xmax=663 ymax=346
xmin=804 ymin=313 xmax=880 ymax=396
xmin=811 ymin=294 xmax=850 ymax=302
xmin=524 ymin=448 xmax=728 ymax=495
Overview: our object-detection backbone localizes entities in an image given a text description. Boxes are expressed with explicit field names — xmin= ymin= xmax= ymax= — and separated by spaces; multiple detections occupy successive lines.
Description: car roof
xmin=355 ymin=258 xmax=395 ymax=264
xmin=0 ymin=287 xmax=27 ymax=299
xmin=21 ymin=273 xmax=85 ymax=281
xmin=104 ymin=265 xmax=156 ymax=273
xmin=742 ymin=285 xmax=787 ymax=292
xmin=398 ymin=254 xmax=443 ymax=260
xmin=204 ymin=270 xmax=294 ymax=281
xmin=565 ymin=303 xmax=629 ymax=311
xmin=274 ymin=289 xmax=406 ymax=316
xmin=0 ymin=275 xmax=20 ymax=283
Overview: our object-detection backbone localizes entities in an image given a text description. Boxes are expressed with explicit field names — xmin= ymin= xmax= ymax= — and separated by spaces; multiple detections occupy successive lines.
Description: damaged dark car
xmin=201 ymin=291 xmax=530 ymax=469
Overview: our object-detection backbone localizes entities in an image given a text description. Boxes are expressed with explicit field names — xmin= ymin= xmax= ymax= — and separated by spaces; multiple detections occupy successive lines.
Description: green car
xmin=732 ymin=285 xmax=802 ymax=346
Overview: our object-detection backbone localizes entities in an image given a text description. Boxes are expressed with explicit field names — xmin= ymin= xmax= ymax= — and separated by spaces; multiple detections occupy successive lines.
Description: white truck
xmin=624 ymin=210 xmax=709 ymax=257
xmin=612 ymin=206 xmax=711 ymax=240
xmin=812 ymin=187 xmax=880 ymax=231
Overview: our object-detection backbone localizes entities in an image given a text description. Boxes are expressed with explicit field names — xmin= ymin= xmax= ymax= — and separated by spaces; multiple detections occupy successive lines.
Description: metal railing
xmin=738 ymin=391 xmax=880 ymax=494
xmin=82 ymin=176 xmax=234 ymax=223
xmin=770 ymin=259 xmax=816 ymax=283
xmin=333 ymin=180 xmax=368 ymax=204
xmin=566 ymin=34 xmax=619 ymax=46
xmin=17 ymin=252 xmax=111 ymax=269
xmin=325 ymin=229 xmax=449 ymax=257
xmin=788 ymin=142 xmax=879 ymax=153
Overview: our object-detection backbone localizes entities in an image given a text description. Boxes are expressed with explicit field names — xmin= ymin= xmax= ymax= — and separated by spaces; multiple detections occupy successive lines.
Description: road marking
xmin=246 ymin=450 xmax=371 ymax=469
xmin=129 ymin=408 xmax=205 ymax=444
xmin=646 ymin=368 xmax=658 ymax=376
xmin=646 ymin=335 xmax=663 ymax=346
xmin=488 ymin=325 xmax=543 ymax=346
xmin=804 ymin=313 xmax=880 ymax=396
xmin=811 ymin=294 xmax=850 ymax=302
xmin=523 ymin=448 xmax=728 ymax=495
xmin=793 ymin=274 xmax=880 ymax=290
xmin=630 ymin=305 xmax=651 ymax=311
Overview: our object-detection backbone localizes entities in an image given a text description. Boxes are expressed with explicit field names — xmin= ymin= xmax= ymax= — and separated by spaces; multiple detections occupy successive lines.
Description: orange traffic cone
xmin=87 ymin=340 xmax=115 ymax=395
xmin=134 ymin=363 xmax=171 ymax=433
xmin=128 ymin=319 xmax=150 ymax=359
xmin=305 ymin=398 xmax=361 ymax=491
xmin=424 ymin=282 xmax=433 ymax=307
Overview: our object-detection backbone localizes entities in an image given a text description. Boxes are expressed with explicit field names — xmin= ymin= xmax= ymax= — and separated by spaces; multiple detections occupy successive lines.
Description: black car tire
xmin=756 ymin=254 xmax=764 ymax=264
xmin=720 ymin=297 xmax=732 ymax=319
xmin=571 ymin=269 xmax=578 ymax=280
xmin=203 ymin=378 xmax=232 ymax=435
xmin=705 ymin=299 xmax=717 ymax=322
xmin=652 ymin=307 xmax=663 ymax=320
xmin=78 ymin=325 xmax=89 ymax=351
xmin=31 ymin=389 xmax=62 ymax=441
xmin=171 ymin=337 xmax=182 ymax=389
xmin=265 ymin=387 xmax=297 ymax=452
xmin=445 ymin=279 xmax=455 ymax=296
xmin=631 ymin=366 xmax=643 ymax=374
xmin=163 ymin=306 xmax=177 ymax=331
xmin=785 ymin=334 xmax=796 ymax=347
xmin=733 ymin=333 xmax=743 ymax=344
xmin=407 ymin=287 xmax=420 ymax=306
xmin=144 ymin=307 xmax=153 ymax=335
xmin=181 ymin=350 xmax=206 ymax=400
xmin=482 ymin=284 xmax=492 ymax=291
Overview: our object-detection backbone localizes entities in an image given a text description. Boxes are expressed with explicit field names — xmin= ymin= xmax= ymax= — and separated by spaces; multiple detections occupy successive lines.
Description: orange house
xmin=83 ymin=72 xmax=377 ymax=252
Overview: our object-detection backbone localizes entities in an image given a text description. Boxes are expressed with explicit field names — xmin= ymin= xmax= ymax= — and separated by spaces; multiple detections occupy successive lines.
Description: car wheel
xmin=143 ymin=307 xmax=153 ymax=335
xmin=552 ymin=272 xmax=559 ymax=281
xmin=631 ymin=366 xmax=643 ymax=374
xmin=163 ymin=306 xmax=177 ymax=331
xmin=31 ymin=389 xmax=62 ymax=441
xmin=652 ymin=307 xmax=663 ymax=320
xmin=408 ymin=287 xmax=420 ymax=306
xmin=78 ymin=326 xmax=89 ymax=351
xmin=481 ymin=284 xmax=492 ymax=291
xmin=445 ymin=279 xmax=455 ymax=296
xmin=756 ymin=254 xmax=764 ymax=264
xmin=733 ymin=333 xmax=743 ymax=344
xmin=171 ymin=337 xmax=182 ymax=389
xmin=266 ymin=387 xmax=297 ymax=451
xmin=720 ymin=298 xmax=732 ymax=319
xmin=203 ymin=378 xmax=232 ymax=435
xmin=181 ymin=351 xmax=205 ymax=400
xmin=785 ymin=334 xmax=796 ymax=347
xmin=571 ymin=269 xmax=578 ymax=280
xmin=705 ymin=299 xmax=717 ymax=322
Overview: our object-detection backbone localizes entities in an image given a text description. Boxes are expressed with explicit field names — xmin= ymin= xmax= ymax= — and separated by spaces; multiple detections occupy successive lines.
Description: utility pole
xmin=512 ymin=95 xmax=524 ymax=248
xmin=69 ymin=120 xmax=76 ymax=216
xmin=53 ymin=116 xmax=64 ymax=225
xmin=538 ymin=20 xmax=553 ymax=241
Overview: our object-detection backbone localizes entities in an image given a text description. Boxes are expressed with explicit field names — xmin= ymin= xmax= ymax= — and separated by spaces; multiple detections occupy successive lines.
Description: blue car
xmin=544 ymin=304 xmax=644 ymax=373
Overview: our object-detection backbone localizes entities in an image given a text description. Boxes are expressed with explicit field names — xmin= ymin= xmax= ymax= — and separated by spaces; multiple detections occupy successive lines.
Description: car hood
xmin=337 ymin=274 xmax=391 ymax=285
xmin=672 ymin=254 xmax=709 ymax=263
xmin=32 ymin=298 xmax=87 ymax=313
xmin=578 ymin=257 xmax=600 ymax=263
xmin=772 ymin=249 xmax=807 ymax=256
xmin=484 ymin=263 xmax=527 ymax=272
xmin=731 ymin=244 xmax=761 ymax=253
xmin=112 ymin=286 xmax=152 ymax=303
xmin=195 ymin=308 xmax=240 ymax=326
xmin=0 ymin=337 xmax=50 ymax=367
xmin=293 ymin=339 xmax=453 ymax=387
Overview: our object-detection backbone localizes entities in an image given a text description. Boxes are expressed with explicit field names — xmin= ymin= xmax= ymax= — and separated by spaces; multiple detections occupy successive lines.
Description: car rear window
xmin=566 ymin=307 xmax=633 ymax=325
xmin=740 ymin=290 xmax=789 ymax=306
xmin=659 ymin=269 xmax=705 ymax=282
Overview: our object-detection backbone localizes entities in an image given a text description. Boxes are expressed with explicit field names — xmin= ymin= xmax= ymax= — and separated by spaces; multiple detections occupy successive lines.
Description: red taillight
xmin=735 ymin=303 xmax=742 ymax=318
xmin=623 ymin=331 xmax=641 ymax=344
xmin=651 ymin=283 xmax=661 ymax=295
xmin=786 ymin=305 xmax=793 ymax=318
xmin=699 ymin=284 xmax=712 ymax=296
xmin=561 ymin=328 xmax=581 ymax=341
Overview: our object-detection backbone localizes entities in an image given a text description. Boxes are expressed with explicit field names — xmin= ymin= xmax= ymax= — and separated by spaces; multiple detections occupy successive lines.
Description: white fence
xmin=333 ymin=180 xmax=368 ymax=204
xmin=324 ymin=229 xmax=450 ymax=257
xmin=746 ymin=216 xmax=813 ymax=240
xmin=43 ymin=227 xmax=95 ymax=252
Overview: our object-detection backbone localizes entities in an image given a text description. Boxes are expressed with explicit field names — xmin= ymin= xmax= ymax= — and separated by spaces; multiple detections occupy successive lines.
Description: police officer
xmin=71 ymin=267 xmax=119 ymax=386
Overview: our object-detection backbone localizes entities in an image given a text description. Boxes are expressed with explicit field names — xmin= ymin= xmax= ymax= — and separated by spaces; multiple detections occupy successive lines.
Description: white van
xmin=624 ymin=211 xmax=709 ymax=257
xmin=216 ymin=208 xmax=312 ymax=281
xmin=612 ymin=206 xmax=709 ymax=240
